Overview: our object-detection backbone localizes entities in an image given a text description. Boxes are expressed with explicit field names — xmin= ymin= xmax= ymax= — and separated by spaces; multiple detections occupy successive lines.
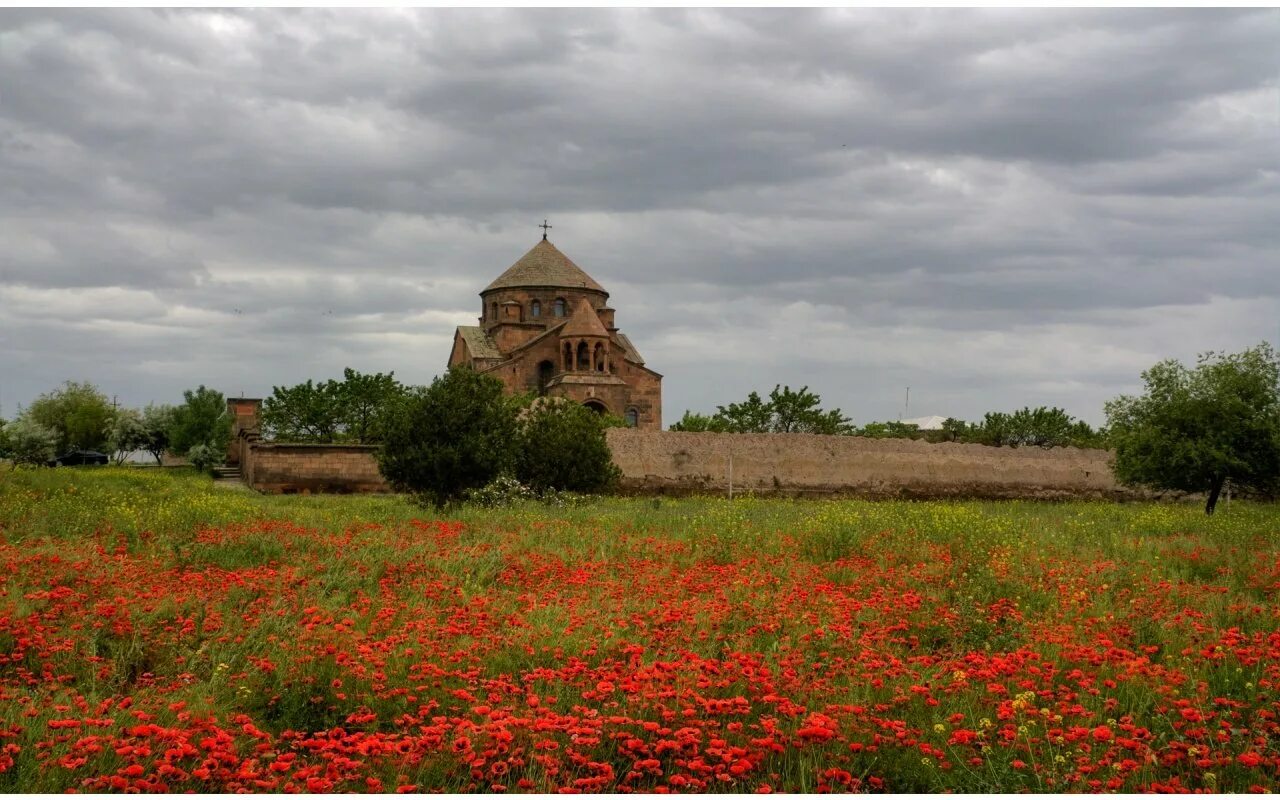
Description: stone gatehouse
xmin=448 ymin=236 xmax=663 ymax=429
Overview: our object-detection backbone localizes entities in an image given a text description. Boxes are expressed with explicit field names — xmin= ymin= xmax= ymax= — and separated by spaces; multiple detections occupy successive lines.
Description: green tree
xmin=169 ymin=386 xmax=232 ymax=463
xmin=515 ymin=398 xmax=621 ymax=493
xmin=140 ymin=404 xmax=176 ymax=465
xmin=4 ymin=417 xmax=58 ymax=467
xmin=337 ymin=368 xmax=408 ymax=444
xmin=668 ymin=411 xmax=728 ymax=432
xmin=1105 ymin=343 xmax=1280 ymax=515
xmin=768 ymin=384 xmax=855 ymax=435
xmin=677 ymin=385 xmax=854 ymax=434
xmin=24 ymin=381 xmax=114 ymax=453
xmin=715 ymin=391 xmax=774 ymax=433
xmin=858 ymin=421 xmax=922 ymax=439
xmin=975 ymin=411 xmax=1013 ymax=446
xmin=940 ymin=417 xmax=973 ymax=442
xmin=106 ymin=407 xmax=149 ymax=464
xmin=260 ymin=379 xmax=344 ymax=442
xmin=377 ymin=367 xmax=519 ymax=507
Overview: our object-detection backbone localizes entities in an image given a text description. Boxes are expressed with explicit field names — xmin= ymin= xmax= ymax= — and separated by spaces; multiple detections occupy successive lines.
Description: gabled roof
xmin=483 ymin=240 xmax=606 ymax=294
xmin=560 ymin=297 xmax=609 ymax=338
xmin=615 ymin=332 xmax=645 ymax=365
xmin=456 ymin=326 xmax=503 ymax=360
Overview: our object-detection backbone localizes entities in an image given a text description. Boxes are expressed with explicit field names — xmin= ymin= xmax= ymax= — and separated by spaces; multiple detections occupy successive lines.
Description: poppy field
xmin=2 ymin=467 xmax=1279 ymax=793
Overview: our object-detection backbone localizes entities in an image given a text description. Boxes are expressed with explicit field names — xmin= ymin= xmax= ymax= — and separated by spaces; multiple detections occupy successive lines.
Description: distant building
xmin=448 ymin=237 xmax=663 ymax=429
xmin=901 ymin=415 xmax=949 ymax=430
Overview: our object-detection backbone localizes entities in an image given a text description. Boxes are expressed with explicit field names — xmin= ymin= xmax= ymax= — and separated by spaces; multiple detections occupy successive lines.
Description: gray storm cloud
xmin=1 ymin=8 xmax=1277 ymax=425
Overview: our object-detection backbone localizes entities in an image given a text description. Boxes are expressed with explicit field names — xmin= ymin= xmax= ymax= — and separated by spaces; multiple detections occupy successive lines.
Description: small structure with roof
xmin=449 ymin=237 xmax=662 ymax=428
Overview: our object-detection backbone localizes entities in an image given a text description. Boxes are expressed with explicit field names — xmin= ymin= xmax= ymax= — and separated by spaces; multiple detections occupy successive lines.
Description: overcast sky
xmin=2 ymin=9 xmax=1277 ymax=426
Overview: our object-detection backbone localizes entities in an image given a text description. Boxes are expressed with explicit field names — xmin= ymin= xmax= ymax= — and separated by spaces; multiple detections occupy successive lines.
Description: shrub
xmin=514 ymin=397 xmax=620 ymax=494
xmin=169 ymin=386 xmax=232 ymax=461
xmin=378 ymin=367 xmax=519 ymax=507
xmin=463 ymin=476 xmax=539 ymax=508
xmin=3 ymin=418 xmax=58 ymax=467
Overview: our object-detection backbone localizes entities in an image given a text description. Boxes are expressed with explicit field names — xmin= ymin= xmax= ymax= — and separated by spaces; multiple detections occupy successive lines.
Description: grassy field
xmin=1 ymin=467 xmax=1278 ymax=792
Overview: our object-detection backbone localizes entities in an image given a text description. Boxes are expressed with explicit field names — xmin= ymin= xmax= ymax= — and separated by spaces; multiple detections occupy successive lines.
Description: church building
xmin=448 ymin=235 xmax=663 ymax=429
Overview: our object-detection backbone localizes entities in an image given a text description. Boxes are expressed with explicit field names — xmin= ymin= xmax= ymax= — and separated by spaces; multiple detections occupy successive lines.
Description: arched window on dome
xmin=531 ymin=300 xmax=541 ymax=318
xmin=553 ymin=298 xmax=566 ymax=317
xmin=625 ymin=408 xmax=639 ymax=428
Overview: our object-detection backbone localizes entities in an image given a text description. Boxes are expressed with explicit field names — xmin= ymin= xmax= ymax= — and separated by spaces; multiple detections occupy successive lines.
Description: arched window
xmin=625 ymin=408 xmax=639 ymax=427
xmin=531 ymin=300 xmax=541 ymax=318
xmin=490 ymin=302 xmax=498 ymax=320
xmin=593 ymin=342 xmax=606 ymax=372
xmin=563 ymin=341 xmax=574 ymax=371
xmin=553 ymin=298 xmax=566 ymax=317
xmin=537 ymin=360 xmax=554 ymax=395
xmin=576 ymin=341 xmax=590 ymax=371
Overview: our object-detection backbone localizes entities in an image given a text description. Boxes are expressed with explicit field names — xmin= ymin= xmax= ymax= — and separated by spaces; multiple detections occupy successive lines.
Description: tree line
xmin=669 ymin=384 xmax=1105 ymax=448
xmin=0 ymin=382 xmax=233 ymax=471
xmin=5 ymin=343 xmax=1280 ymax=514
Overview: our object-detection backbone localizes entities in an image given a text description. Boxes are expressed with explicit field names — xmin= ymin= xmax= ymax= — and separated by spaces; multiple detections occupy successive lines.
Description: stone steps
xmin=212 ymin=465 xmax=242 ymax=481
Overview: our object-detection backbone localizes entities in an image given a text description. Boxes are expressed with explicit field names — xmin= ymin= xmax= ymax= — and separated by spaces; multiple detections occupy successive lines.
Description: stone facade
xmin=448 ymin=238 xmax=663 ymax=429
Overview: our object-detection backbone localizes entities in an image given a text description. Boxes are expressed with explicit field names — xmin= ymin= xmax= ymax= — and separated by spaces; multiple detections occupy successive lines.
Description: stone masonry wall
xmin=236 ymin=428 xmax=1136 ymax=500
xmin=238 ymin=433 xmax=389 ymax=494
xmin=604 ymin=429 xmax=1134 ymax=500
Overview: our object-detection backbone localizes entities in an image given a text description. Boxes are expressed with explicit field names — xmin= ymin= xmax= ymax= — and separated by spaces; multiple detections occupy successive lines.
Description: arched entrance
xmin=583 ymin=400 xmax=608 ymax=415
xmin=537 ymin=360 xmax=555 ymax=395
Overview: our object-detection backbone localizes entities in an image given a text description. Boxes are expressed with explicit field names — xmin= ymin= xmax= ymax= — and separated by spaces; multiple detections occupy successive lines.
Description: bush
xmin=169 ymin=386 xmax=232 ymax=461
xmin=24 ymin=381 xmax=114 ymax=453
xmin=514 ymin=398 xmax=621 ymax=494
xmin=187 ymin=443 xmax=218 ymax=474
xmin=463 ymin=476 xmax=539 ymax=508
xmin=378 ymin=368 xmax=519 ymax=507
xmin=3 ymin=418 xmax=58 ymax=467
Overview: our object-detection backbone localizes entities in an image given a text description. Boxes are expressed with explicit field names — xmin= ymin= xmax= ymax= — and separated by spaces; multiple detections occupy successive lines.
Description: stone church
xmin=448 ymin=236 xmax=662 ymax=429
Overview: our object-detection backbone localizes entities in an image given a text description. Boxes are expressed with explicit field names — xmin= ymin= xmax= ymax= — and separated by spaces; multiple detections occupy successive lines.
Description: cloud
xmin=0 ymin=8 xmax=1276 ymax=425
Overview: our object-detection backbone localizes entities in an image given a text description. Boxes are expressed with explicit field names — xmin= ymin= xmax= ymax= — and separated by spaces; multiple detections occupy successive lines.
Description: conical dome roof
xmin=483 ymin=239 xmax=606 ymax=294
xmin=560 ymin=297 xmax=609 ymax=338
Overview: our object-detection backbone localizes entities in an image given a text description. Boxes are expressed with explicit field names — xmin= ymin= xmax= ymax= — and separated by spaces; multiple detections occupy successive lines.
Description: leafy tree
xmin=260 ymin=368 xmax=409 ymax=444
xmin=140 ymin=404 xmax=176 ymax=465
xmin=858 ymin=421 xmax=923 ymax=439
xmin=377 ymin=367 xmax=520 ymax=507
xmin=337 ymin=368 xmax=408 ymax=444
xmin=169 ymin=386 xmax=232 ymax=462
xmin=515 ymin=398 xmax=621 ymax=493
xmin=1106 ymin=343 xmax=1280 ymax=515
xmin=940 ymin=417 xmax=973 ymax=442
xmin=4 ymin=417 xmax=58 ymax=467
xmin=668 ymin=411 xmax=728 ymax=432
xmin=260 ymin=379 xmax=344 ymax=442
xmin=24 ymin=381 xmax=114 ymax=453
xmin=106 ymin=407 xmax=149 ymax=464
xmin=675 ymin=385 xmax=854 ymax=435
xmin=768 ymin=385 xmax=855 ymax=434
xmin=975 ymin=411 xmax=1013 ymax=446
xmin=716 ymin=391 xmax=775 ymax=433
